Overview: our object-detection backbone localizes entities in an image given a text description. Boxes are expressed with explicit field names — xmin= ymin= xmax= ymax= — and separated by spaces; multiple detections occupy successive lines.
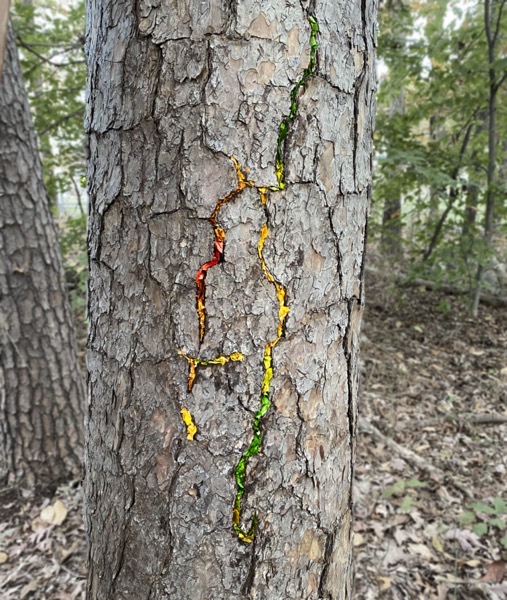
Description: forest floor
xmin=0 ymin=275 xmax=506 ymax=599
xmin=354 ymin=272 xmax=507 ymax=599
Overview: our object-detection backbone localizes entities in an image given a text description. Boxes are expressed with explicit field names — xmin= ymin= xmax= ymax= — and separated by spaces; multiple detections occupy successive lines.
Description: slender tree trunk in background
xmin=462 ymin=158 xmax=480 ymax=239
xmin=428 ymin=114 xmax=446 ymax=220
xmin=0 ymin=24 xmax=85 ymax=487
xmin=85 ymin=1 xmax=377 ymax=598
xmin=462 ymin=113 xmax=488 ymax=240
xmin=381 ymin=195 xmax=402 ymax=257
xmin=472 ymin=0 xmax=500 ymax=316
xmin=381 ymin=90 xmax=403 ymax=259
xmin=423 ymin=121 xmax=474 ymax=263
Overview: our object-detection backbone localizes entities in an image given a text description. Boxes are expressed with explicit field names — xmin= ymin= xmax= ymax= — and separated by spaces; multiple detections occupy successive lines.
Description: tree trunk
xmin=462 ymin=112 xmax=487 ymax=240
xmin=462 ymin=166 xmax=480 ymax=239
xmin=472 ymin=0 xmax=499 ymax=316
xmin=381 ymin=194 xmax=402 ymax=257
xmin=381 ymin=90 xmax=403 ymax=258
xmin=85 ymin=1 xmax=377 ymax=598
xmin=0 ymin=23 xmax=85 ymax=487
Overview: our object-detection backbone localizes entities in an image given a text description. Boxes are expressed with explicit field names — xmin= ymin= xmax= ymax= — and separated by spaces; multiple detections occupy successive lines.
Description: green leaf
xmin=489 ymin=518 xmax=506 ymax=530
xmin=470 ymin=502 xmax=497 ymax=515
xmin=383 ymin=480 xmax=406 ymax=498
xmin=492 ymin=498 xmax=507 ymax=514
xmin=472 ymin=522 xmax=488 ymax=537
xmin=400 ymin=495 xmax=413 ymax=512
xmin=405 ymin=478 xmax=428 ymax=489
xmin=459 ymin=511 xmax=476 ymax=525
xmin=12 ymin=0 xmax=86 ymax=203
xmin=501 ymin=536 xmax=507 ymax=549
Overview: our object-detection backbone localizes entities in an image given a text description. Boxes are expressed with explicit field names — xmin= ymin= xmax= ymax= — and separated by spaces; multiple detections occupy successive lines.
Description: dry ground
xmin=0 ymin=278 xmax=505 ymax=598
xmin=355 ymin=274 xmax=507 ymax=599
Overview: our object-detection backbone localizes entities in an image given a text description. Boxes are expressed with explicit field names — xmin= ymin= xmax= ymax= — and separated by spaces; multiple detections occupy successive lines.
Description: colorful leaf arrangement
xmin=179 ymin=15 xmax=319 ymax=543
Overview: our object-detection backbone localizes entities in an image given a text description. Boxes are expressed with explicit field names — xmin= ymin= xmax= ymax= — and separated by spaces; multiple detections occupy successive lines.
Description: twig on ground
xmin=358 ymin=416 xmax=474 ymax=499
xmin=415 ymin=412 xmax=507 ymax=428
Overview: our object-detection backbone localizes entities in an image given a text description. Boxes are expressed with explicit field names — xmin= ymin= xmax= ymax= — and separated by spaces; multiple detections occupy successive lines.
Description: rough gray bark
xmin=85 ymin=1 xmax=377 ymax=598
xmin=0 ymin=24 xmax=85 ymax=487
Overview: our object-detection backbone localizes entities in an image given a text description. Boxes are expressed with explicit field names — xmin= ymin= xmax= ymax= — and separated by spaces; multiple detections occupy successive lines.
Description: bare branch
xmin=15 ymin=36 xmax=84 ymax=68
xmin=39 ymin=108 xmax=83 ymax=136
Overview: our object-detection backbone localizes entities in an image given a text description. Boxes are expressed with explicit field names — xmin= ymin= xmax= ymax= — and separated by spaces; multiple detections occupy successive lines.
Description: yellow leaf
xmin=0 ymin=551 xmax=8 ymax=564
xmin=40 ymin=500 xmax=68 ymax=525
xmin=52 ymin=500 xmax=68 ymax=525
xmin=465 ymin=559 xmax=482 ymax=568
xmin=40 ymin=504 xmax=55 ymax=524
xmin=379 ymin=576 xmax=392 ymax=590
xmin=432 ymin=535 xmax=444 ymax=553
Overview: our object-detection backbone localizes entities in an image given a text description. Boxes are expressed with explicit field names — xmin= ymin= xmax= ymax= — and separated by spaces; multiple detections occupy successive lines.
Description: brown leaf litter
xmin=0 ymin=275 xmax=505 ymax=598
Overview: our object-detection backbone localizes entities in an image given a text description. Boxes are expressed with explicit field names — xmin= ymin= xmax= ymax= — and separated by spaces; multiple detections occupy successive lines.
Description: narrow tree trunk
xmin=422 ymin=121 xmax=474 ymax=263
xmin=381 ymin=195 xmax=402 ymax=258
xmin=85 ymin=1 xmax=377 ymax=598
xmin=0 ymin=24 xmax=85 ymax=487
xmin=472 ymin=0 xmax=497 ymax=315
xmin=462 ymin=166 xmax=480 ymax=239
xmin=381 ymin=89 xmax=404 ymax=258
xmin=428 ymin=114 xmax=446 ymax=221
xmin=462 ymin=112 xmax=487 ymax=240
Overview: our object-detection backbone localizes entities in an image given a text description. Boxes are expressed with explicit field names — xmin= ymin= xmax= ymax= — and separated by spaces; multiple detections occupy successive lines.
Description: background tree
xmin=10 ymin=0 xmax=89 ymax=322
xmin=85 ymin=0 xmax=377 ymax=598
xmin=374 ymin=0 xmax=507 ymax=301
xmin=0 ymin=21 xmax=84 ymax=487
xmin=471 ymin=0 xmax=507 ymax=314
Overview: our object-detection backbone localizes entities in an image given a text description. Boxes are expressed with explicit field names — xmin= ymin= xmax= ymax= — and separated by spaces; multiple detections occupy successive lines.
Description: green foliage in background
xmin=12 ymin=0 xmax=86 ymax=208
xmin=383 ymin=477 xmax=428 ymax=512
xmin=58 ymin=215 xmax=88 ymax=315
xmin=374 ymin=0 xmax=507 ymax=290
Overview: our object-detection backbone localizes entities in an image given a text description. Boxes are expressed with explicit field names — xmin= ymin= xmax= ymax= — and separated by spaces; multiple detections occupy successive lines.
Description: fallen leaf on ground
xmin=443 ymin=528 xmax=484 ymax=551
xmin=464 ymin=559 xmax=481 ymax=568
xmin=20 ymin=579 xmax=40 ymax=599
xmin=431 ymin=535 xmax=444 ymax=553
xmin=408 ymin=543 xmax=436 ymax=560
xmin=480 ymin=560 xmax=507 ymax=583
xmin=379 ymin=576 xmax=393 ymax=590
xmin=40 ymin=500 xmax=68 ymax=526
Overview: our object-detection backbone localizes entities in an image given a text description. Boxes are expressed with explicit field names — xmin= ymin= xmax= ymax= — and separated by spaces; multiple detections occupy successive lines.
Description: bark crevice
xmin=85 ymin=1 xmax=376 ymax=596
